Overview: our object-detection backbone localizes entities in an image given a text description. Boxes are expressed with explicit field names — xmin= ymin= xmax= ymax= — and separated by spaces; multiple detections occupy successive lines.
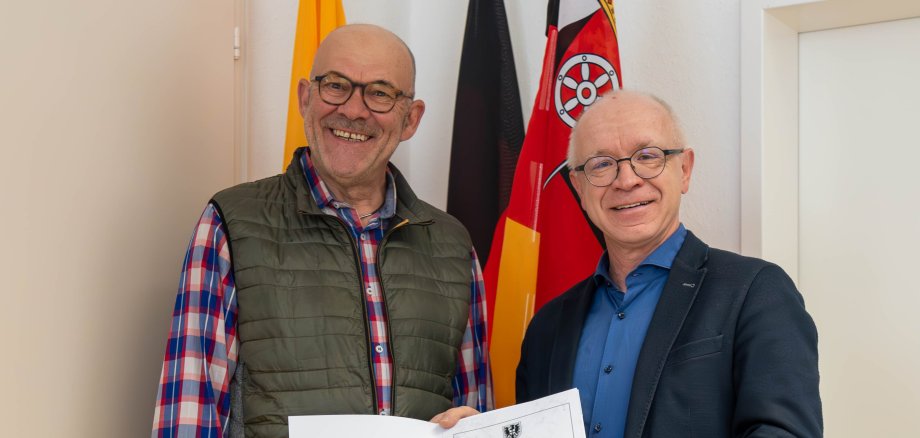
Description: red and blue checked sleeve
xmin=152 ymin=204 xmax=238 ymax=437
xmin=452 ymin=249 xmax=494 ymax=412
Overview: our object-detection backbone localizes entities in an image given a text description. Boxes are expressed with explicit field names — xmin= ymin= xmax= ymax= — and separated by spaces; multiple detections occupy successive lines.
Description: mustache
xmin=321 ymin=116 xmax=379 ymax=137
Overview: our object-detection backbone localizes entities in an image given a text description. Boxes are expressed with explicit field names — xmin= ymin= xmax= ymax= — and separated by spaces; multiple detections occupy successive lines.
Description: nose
xmin=336 ymin=86 xmax=372 ymax=119
xmin=610 ymin=160 xmax=643 ymax=190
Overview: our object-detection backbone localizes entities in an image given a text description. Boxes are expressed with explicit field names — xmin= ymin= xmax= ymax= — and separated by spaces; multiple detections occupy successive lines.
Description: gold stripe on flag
xmin=490 ymin=218 xmax=541 ymax=408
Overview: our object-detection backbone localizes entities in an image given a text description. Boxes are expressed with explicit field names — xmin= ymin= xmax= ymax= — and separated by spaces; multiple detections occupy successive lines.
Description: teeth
xmin=614 ymin=201 xmax=650 ymax=210
xmin=332 ymin=129 xmax=368 ymax=142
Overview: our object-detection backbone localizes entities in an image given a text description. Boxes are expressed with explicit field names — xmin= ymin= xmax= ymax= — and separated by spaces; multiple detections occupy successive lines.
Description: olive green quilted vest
xmin=212 ymin=149 xmax=472 ymax=437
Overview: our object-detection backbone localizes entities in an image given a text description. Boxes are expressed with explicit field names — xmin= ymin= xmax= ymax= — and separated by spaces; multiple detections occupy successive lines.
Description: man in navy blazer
xmin=515 ymin=91 xmax=822 ymax=437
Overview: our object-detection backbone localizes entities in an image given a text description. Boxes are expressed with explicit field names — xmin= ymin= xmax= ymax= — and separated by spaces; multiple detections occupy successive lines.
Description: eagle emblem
xmin=503 ymin=422 xmax=522 ymax=438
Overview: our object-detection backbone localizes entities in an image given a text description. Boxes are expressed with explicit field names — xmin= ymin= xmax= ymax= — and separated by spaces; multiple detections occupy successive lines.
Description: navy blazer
xmin=516 ymin=231 xmax=822 ymax=437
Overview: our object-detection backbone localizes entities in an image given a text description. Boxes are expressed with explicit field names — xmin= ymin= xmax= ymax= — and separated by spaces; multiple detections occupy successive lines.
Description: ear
xmin=297 ymin=78 xmax=311 ymax=118
xmin=399 ymin=99 xmax=426 ymax=141
xmin=570 ymin=169 xmax=588 ymax=211
xmin=679 ymin=147 xmax=695 ymax=194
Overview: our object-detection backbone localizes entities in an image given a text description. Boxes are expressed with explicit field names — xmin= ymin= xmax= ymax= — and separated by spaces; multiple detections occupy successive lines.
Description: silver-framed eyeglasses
xmin=573 ymin=147 xmax=685 ymax=187
xmin=312 ymin=72 xmax=412 ymax=113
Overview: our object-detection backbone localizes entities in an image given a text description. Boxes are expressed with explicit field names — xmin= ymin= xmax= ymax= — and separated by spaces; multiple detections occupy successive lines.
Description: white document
xmin=289 ymin=388 xmax=585 ymax=438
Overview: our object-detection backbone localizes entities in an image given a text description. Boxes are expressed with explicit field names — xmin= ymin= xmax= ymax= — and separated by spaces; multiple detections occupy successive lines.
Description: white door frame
xmin=739 ymin=0 xmax=920 ymax=283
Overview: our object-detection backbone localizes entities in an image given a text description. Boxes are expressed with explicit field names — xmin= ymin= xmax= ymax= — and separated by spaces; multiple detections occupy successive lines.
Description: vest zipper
xmin=329 ymin=216 xmax=378 ymax=413
xmin=377 ymin=218 xmax=411 ymax=415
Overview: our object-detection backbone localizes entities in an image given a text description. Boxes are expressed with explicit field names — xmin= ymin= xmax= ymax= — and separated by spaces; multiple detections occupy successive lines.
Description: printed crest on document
xmin=503 ymin=422 xmax=522 ymax=438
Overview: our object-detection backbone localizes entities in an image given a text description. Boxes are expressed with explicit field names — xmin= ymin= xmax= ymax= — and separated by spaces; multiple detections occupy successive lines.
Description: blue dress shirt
xmin=572 ymin=225 xmax=687 ymax=437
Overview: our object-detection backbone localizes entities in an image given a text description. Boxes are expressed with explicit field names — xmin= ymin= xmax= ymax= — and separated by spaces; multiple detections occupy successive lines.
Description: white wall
xmin=799 ymin=17 xmax=920 ymax=436
xmin=0 ymin=1 xmax=237 ymax=435
xmin=246 ymin=0 xmax=741 ymax=252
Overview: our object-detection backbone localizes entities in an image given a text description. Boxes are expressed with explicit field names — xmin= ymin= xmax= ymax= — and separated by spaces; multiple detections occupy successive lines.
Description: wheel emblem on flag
xmin=503 ymin=422 xmax=522 ymax=438
xmin=554 ymin=53 xmax=620 ymax=127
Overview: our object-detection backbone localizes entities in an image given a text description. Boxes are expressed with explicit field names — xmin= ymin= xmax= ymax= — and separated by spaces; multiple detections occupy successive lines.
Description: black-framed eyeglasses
xmin=573 ymin=147 xmax=684 ymax=187
xmin=312 ymin=72 xmax=413 ymax=113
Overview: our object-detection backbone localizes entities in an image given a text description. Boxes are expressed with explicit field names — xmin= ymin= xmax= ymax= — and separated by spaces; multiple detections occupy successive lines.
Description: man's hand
xmin=430 ymin=406 xmax=480 ymax=428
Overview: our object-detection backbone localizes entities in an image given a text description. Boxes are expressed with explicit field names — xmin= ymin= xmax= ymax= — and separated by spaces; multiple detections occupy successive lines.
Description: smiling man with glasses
xmin=152 ymin=24 xmax=491 ymax=438
xmin=512 ymin=90 xmax=823 ymax=437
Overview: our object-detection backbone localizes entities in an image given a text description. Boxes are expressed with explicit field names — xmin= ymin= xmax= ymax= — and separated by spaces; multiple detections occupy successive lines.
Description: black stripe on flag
xmin=447 ymin=0 xmax=525 ymax=265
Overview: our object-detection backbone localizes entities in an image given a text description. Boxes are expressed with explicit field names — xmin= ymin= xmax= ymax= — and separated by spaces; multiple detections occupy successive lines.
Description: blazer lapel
xmin=624 ymin=231 xmax=709 ymax=438
xmin=547 ymin=278 xmax=596 ymax=394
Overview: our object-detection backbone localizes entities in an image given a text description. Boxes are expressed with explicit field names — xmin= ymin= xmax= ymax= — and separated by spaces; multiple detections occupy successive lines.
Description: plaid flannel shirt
xmin=153 ymin=152 xmax=492 ymax=437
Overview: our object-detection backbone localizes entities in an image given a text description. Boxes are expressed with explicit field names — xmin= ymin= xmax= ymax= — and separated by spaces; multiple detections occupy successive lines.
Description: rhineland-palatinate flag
xmin=485 ymin=0 xmax=622 ymax=407
xmin=282 ymin=0 xmax=346 ymax=168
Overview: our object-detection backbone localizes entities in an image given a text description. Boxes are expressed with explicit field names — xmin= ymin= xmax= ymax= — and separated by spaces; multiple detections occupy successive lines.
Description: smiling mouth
xmin=331 ymin=129 xmax=369 ymax=142
xmin=613 ymin=201 xmax=651 ymax=210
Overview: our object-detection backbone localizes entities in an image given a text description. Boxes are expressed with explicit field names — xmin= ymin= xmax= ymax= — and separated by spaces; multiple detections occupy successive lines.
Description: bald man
xmin=152 ymin=25 xmax=491 ymax=437
xmin=512 ymin=91 xmax=822 ymax=437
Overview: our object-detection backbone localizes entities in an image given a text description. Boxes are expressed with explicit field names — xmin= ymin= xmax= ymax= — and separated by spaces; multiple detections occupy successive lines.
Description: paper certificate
xmin=289 ymin=388 xmax=585 ymax=438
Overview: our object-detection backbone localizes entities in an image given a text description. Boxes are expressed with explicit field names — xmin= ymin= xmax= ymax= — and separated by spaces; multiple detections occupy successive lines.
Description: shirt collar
xmin=300 ymin=148 xmax=397 ymax=219
xmin=593 ymin=223 xmax=688 ymax=286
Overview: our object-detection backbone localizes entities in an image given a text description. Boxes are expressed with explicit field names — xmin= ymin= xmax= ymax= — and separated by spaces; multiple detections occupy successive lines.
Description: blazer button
xmin=593 ymin=423 xmax=603 ymax=433
xmin=617 ymin=312 xmax=626 ymax=320
xmin=604 ymin=365 xmax=613 ymax=374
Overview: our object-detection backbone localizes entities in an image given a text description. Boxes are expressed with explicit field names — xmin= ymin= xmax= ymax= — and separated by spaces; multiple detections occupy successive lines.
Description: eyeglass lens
xmin=583 ymin=147 xmax=669 ymax=186
xmin=317 ymin=73 xmax=401 ymax=113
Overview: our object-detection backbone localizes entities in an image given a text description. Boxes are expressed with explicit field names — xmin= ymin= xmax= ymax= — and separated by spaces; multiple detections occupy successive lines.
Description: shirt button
xmin=375 ymin=344 xmax=384 ymax=354
xmin=604 ymin=365 xmax=614 ymax=374
xmin=632 ymin=273 xmax=640 ymax=277
xmin=366 ymin=287 xmax=374 ymax=296
xmin=379 ymin=409 xmax=389 ymax=416
xmin=617 ymin=312 xmax=626 ymax=320
xmin=360 ymin=233 xmax=367 ymax=240
xmin=593 ymin=423 xmax=603 ymax=433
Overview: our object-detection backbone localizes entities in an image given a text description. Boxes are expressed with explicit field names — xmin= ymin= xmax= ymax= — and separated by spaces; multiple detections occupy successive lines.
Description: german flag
xmin=485 ymin=0 xmax=623 ymax=408
xmin=447 ymin=0 xmax=525 ymax=268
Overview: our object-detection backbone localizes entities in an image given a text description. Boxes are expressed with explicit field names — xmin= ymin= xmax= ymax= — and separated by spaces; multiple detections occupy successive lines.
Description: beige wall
xmin=0 ymin=1 xmax=237 ymax=436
